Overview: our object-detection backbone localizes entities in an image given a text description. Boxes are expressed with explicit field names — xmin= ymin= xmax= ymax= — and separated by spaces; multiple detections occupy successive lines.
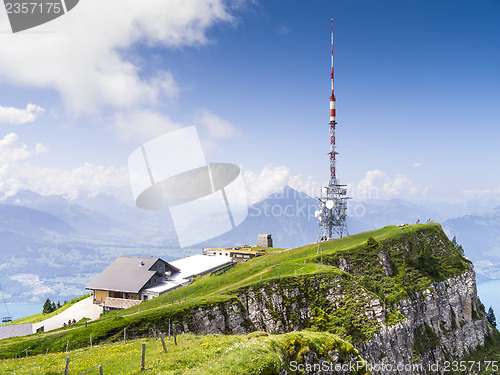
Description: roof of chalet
xmin=85 ymin=256 xmax=180 ymax=294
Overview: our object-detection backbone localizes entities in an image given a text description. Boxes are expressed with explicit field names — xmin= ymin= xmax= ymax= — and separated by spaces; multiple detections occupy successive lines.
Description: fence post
xmin=160 ymin=333 xmax=167 ymax=353
xmin=98 ymin=365 xmax=103 ymax=375
xmin=173 ymin=326 xmax=177 ymax=346
xmin=153 ymin=325 xmax=157 ymax=339
xmin=64 ymin=357 xmax=70 ymax=375
xmin=46 ymin=348 xmax=49 ymax=355
xmin=168 ymin=319 xmax=171 ymax=338
xmin=141 ymin=342 xmax=146 ymax=370
xmin=66 ymin=340 xmax=69 ymax=353
xmin=124 ymin=327 xmax=127 ymax=343
xmin=90 ymin=334 xmax=92 ymax=348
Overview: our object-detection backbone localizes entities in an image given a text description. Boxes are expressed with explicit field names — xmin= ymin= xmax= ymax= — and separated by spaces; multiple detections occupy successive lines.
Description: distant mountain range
xmin=0 ymin=187 xmax=498 ymax=304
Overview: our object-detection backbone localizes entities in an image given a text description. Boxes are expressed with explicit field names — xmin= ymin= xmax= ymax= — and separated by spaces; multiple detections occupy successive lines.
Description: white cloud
xmin=288 ymin=174 xmax=322 ymax=198
xmin=0 ymin=103 xmax=45 ymax=125
xmin=0 ymin=0 xmax=238 ymax=113
xmin=191 ymin=108 xmax=242 ymax=154
xmin=350 ymin=169 xmax=432 ymax=200
xmin=113 ymin=110 xmax=183 ymax=142
xmin=244 ymin=166 xmax=290 ymax=204
xmin=0 ymin=133 xmax=128 ymax=199
xmin=412 ymin=162 xmax=421 ymax=167
xmin=0 ymin=132 xmax=33 ymax=163
xmin=243 ymin=165 xmax=321 ymax=204
xmin=194 ymin=108 xmax=241 ymax=140
xmin=23 ymin=163 xmax=129 ymax=199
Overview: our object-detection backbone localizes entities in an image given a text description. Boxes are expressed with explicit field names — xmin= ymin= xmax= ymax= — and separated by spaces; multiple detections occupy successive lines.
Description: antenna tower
xmin=316 ymin=19 xmax=350 ymax=241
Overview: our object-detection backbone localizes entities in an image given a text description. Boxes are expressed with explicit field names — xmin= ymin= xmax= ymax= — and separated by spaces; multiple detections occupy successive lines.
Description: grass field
xmin=0 ymin=331 xmax=367 ymax=374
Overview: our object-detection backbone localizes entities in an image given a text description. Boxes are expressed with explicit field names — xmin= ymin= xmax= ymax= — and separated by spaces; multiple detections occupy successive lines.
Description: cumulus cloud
xmin=0 ymin=0 xmax=237 ymax=113
xmin=194 ymin=108 xmax=241 ymax=140
xmin=113 ymin=110 xmax=183 ymax=142
xmin=0 ymin=133 xmax=128 ymax=199
xmin=190 ymin=108 xmax=242 ymax=154
xmin=0 ymin=104 xmax=45 ymax=125
xmin=350 ymin=169 xmax=432 ymax=200
xmin=243 ymin=165 xmax=321 ymax=204
xmin=244 ymin=166 xmax=290 ymax=204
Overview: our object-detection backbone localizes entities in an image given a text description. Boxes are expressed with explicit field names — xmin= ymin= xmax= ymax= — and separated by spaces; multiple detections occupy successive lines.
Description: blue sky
xmin=0 ymin=0 xmax=499 ymax=204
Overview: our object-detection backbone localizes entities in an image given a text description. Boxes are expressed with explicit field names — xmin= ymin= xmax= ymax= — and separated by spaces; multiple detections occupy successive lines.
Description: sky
xmin=0 ymin=0 xmax=499 ymax=205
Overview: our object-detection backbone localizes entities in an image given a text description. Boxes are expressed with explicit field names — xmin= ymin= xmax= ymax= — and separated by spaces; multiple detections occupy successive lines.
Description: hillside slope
xmin=1 ymin=224 xmax=499 ymax=374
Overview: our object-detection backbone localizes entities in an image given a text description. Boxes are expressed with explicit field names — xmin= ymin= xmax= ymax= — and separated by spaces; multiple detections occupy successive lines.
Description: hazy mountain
xmin=1 ymin=186 xmax=499 ymax=303
xmin=443 ymin=207 xmax=500 ymax=281
xmin=0 ymin=204 xmax=75 ymax=237
xmin=3 ymin=190 xmax=130 ymax=236
xmin=199 ymin=186 xmax=370 ymax=249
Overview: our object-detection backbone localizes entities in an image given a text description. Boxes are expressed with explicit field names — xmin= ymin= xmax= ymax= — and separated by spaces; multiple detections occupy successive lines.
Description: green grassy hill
xmin=0 ymin=331 xmax=369 ymax=374
xmin=1 ymin=223 xmax=499 ymax=374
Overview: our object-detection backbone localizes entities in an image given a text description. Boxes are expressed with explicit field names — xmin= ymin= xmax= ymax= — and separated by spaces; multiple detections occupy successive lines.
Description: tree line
xmin=42 ymin=298 xmax=65 ymax=314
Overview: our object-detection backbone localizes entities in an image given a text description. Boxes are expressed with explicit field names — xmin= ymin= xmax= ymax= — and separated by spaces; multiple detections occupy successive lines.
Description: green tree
xmin=42 ymin=298 xmax=53 ymax=314
xmin=487 ymin=306 xmax=497 ymax=327
xmin=56 ymin=301 xmax=61 ymax=309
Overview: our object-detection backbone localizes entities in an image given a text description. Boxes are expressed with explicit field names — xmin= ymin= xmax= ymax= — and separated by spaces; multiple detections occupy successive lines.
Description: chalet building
xmin=86 ymin=254 xmax=233 ymax=310
xmin=85 ymin=256 xmax=180 ymax=309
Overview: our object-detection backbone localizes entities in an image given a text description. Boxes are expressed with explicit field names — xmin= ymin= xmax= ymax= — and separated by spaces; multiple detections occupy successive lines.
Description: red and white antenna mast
xmin=329 ymin=18 xmax=337 ymax=180
xmin=316 ymin=18 xmax=350 ymax=242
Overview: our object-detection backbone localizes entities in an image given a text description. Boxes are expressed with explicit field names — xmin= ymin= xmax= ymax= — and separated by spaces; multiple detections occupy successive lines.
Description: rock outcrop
xmin=169 ymin=226 xmax=497 ymax=374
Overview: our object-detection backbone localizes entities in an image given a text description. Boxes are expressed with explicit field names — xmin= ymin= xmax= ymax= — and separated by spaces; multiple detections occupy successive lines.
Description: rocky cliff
xmin=168 ymin=225 xmax=498 ymax=374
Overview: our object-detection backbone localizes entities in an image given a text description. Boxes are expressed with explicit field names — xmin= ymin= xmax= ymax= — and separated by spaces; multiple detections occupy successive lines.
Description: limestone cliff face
xmin=357 ymin=267 xmax=494 ymax=374
xmin=172 ymin=228 xmax=496 ymax=374
xmin=176 ymin=269 xmax=493 ymax=374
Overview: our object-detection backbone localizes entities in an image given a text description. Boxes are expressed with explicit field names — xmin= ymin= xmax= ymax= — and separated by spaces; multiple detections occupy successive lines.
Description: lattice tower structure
xmin=316 ymin=19 xmax=350 ymax=242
